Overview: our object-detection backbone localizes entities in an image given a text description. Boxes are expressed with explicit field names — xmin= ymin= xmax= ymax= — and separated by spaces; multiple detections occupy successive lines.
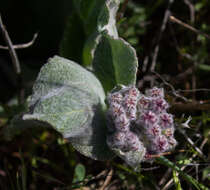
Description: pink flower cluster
xmin=137 ymin=87 xmax=176 ymax=155
xmin=107 ymin=87 xmax=143 ymax=151
xmin=106 ymin=86 xmax=177 ymax=162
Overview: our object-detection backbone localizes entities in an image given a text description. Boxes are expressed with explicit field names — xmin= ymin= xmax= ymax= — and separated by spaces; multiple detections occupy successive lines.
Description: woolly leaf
xmin=97 ymin=0 xmax=120 ymax=38
xmin=92 ymin=34 xmax=138 ymax=93
xmin=82 ymin=0 xmax=120 ymax=67
xmin=6 ymin=56 xmax=114 ymax=161
xmin=61 ymin=0 xmax=120 ymax=67
xmin=111 ymin=148 xmax=146 ymax=169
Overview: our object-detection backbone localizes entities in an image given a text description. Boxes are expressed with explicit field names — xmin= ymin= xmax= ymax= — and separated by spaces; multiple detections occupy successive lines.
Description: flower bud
xmin=128 ymin=86 xmax=139 ymax=98
xmin=162 ymin=127 xmax=174 ymax=137
xmin=151 ymin=135 xmax=169 ymax=153
xmin=151 ymin=97 xmax=169 ymax=113
xmin=123 ymin=96 xmax=137 ymax=120
xmin=139 ymin=111 xmax=158 ymax=126
xmin=114 ymin=113 xmax=130 ymax=132
xmin=159 ymin=113 xmax=173 ymax=128
xmin=108 ymin=92 xmax=123 ymax=104
xmin=125 ymin=131 xmax=142 ymax=151
xmin=137 ymin=96 xmax=151 ymax=110
xmin=109 ymin=103 xmax=124 ymax=118
xmin=168 ymin=137 xmax=177 ymax=148
xmin=146 ymin=87 xmax=164 ymax=97
xmin=147 ymin=124 xmax=161 ymax=137
xmin=107 ymin=132 xmax=127 ymax=150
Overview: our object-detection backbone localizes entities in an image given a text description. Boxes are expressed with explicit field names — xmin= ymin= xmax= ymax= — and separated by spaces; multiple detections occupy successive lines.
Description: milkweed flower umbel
xmin=106 ymin=85 xmax=177 ymax=167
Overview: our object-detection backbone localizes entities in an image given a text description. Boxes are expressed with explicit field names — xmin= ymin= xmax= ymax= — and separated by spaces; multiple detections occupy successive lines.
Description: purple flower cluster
xmin=106 ymin=86 xmax=177 ymax=163
xmin=107 ymin=87 xmax=143 ymax=152
xmin=136 ymin=87 xmax=176 ymax=155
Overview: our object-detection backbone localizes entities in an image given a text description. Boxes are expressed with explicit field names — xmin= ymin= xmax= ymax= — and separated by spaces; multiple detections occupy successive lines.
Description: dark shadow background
xmin=0 ymin=0 xmax=72 ymax=102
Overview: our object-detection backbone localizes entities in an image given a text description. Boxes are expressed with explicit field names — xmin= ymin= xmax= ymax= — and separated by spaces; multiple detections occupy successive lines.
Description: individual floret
xmin=128 ymin=86 xmax=139 ymax=98
xmin=114 ymin=113 xmax=130 ymax=132
xmin=150 ymin=135 xmax=169 ymax=153
xmin=168 ymin=137 xmax=177 ymax=148
xmin=125 ymin=131 xmax=142 ymax=151
xmin=150 ymin=97 xmax=169 ymax=113
xmin=159 ymin=113 xmax=173 ymax=128
xmin=107 ymin=132 xmax=127 ymax=150
xmin=137 ymin=95 xmax=151 ymax=111
xmin=138 ymin=110 xmax=158 ymax=126
xmin=146 ymin=87 xmax=164 ymax=97
xmin=123 ymin=95 xmax=137 ymax=120
xmin=108 ymin=92 xmax=123 ymax=104
xmin=123 ymin=87 xmax=139 ymax=120
xmin=146 ymin=123 xmax=161 ymax=137
xmin=162 ymin=127 xmax=174 ymax=138
xmin=109 ymin=103 xmax=124 ymax=118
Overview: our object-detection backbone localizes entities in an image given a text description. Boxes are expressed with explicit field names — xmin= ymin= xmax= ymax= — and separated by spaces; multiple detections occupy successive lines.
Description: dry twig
xmin=0 ymin=33 xmax=38 ymax=50
xmin=99 ymin=168 xmax=113 ymax=190
xmin=171 ymin=101 xmax=210 ymax=112
xmin=178 ymin=129 xmax=206 ymax=160
xmin=0 ymin=14 xmax=21 ymax=74
xmin=150 ymin=0 xmax=175 ymax=72
xmin=152 ymin=71 xmax=189 ymax=102
xmin=0 ymin=14 xmax=25 ymax=104
xmin=117 ymin=0 xmax=130 ymax=21
xmin=169 ymin=21 xmax=196 ymax=62
xmin=170 ymin=15 xmax=210 ymax=40
xmin=183 ymin=0 xmax=195 ymax=23
xmin=0 ymin=14 xmax=37 ymax=105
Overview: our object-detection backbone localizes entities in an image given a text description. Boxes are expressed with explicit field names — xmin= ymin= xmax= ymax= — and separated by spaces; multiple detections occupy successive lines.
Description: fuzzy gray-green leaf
xmin=112 ymin=148 xmax=146 ymax=169
xmin=92 ymin=34 xmax=138 ymax=93
xmin=9 ymin=56 xmax=113 ymax=160
xmin=82 ymin=0 xmax=120 ymax=67
xmin=97 ymin=0 xmax=120 ymax=38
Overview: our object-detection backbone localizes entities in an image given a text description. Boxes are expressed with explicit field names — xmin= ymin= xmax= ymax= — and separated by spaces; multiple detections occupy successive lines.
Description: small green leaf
xmin=202 ymin=167 xmax=210 ymax=181
xmin=6 ymin=56 xmax=114 ymax=161
xmin=93 ymin=34 xmax=138 ymax=93
xmin=197 ymin=64 xmax=210 ymax=72
xmin=156 ymin=156 xmax=209 ymax=190
xmin=195 ymin=2 xmax=204 ymax=11
xmin=73 ymin=164 xmax=86 ymax=183
xmin=173 ymin=170 xmax=182 ymax=190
